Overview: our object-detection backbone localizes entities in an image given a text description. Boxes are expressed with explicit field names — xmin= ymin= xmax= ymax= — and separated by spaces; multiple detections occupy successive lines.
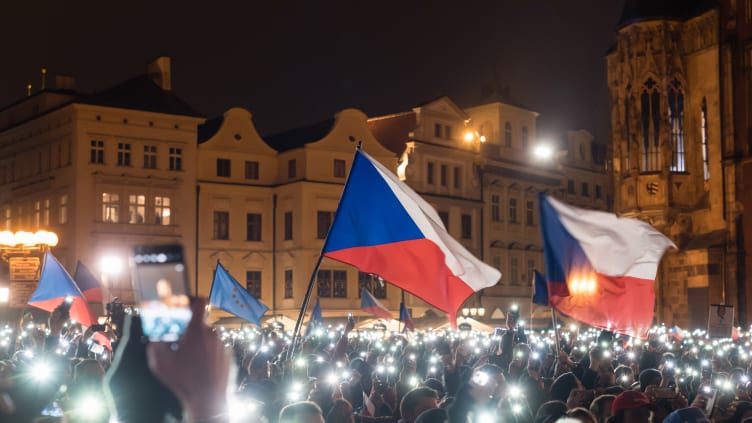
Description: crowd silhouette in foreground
xmin=2 ymin=298 xmax=752 ymax=423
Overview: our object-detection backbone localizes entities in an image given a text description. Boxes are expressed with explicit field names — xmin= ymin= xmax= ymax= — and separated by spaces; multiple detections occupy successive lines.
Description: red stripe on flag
xmin=325 ymin=239 xmax=475 ymax=322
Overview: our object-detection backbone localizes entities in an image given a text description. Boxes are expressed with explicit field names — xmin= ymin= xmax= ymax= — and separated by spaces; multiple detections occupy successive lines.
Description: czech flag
xmin=399 ymin=302 xmax=415 ymax=332
xmin=28 ymin=251 xmax=97 ymax=327
xmin=73 ymin=260 xmax=104 ymax=303
xmin=360 ymin=288 xmax=393 ymax=320
xmin=538 ymin=193 xmax=675 ymax=337
xmin=322 ymin=149 xmax=501 ymax=323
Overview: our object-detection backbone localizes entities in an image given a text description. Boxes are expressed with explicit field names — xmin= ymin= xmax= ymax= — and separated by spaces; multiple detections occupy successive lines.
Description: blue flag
xmin=532 ymin=270 xmax=550 ymax=306
xmin=305 ymin=298 xmax=323 ymax=337
xmin=209 ymin=262 xmax=268 ymax=326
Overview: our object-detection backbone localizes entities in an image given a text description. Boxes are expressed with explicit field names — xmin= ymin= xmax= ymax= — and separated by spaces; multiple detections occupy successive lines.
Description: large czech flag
xmin=538 ymin=193 xmax=675 ymax=337
xmin=323 ymin=149 xmax=501 ymax=323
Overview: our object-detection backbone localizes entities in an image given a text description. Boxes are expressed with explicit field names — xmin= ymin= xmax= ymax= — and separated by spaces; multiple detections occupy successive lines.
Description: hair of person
xmin=589 ymin=394 xmax=616 ymax=420
xmin=567 ymin=407 xmax=598 ymax=423
xmin=400 ymin=387 xmax=439 ymax=421
xmin=279 ymin=401 xmax=323 ymax=423
xmin=550 ymin=372 xmax=578 ymax=403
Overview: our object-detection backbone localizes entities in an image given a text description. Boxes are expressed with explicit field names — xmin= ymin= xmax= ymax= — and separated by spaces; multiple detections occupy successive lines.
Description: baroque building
xmin=607 ymin=1 xmax=741 ymax=328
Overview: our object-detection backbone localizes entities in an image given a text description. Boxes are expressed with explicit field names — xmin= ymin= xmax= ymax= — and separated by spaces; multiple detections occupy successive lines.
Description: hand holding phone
xmin=131 ymin=244 xmax=192 ymax=342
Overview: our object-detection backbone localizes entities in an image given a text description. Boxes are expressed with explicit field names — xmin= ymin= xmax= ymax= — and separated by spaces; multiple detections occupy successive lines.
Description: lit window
xmin=59 ymin=195 xmax=67 ymax=224
xmin=129 ymin=195 xmax=146 ymax=224
xmin=668 ymin=79 xmax=685 ymax=173
xmin=102 ymin=193 xmax=119 ymax=223
xmin=154 ymin=196 xmax=171 ymax=225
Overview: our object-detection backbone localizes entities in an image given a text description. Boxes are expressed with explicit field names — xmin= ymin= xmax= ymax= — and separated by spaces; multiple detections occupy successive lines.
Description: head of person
xmin=325 ymin=399 xmax=354 ymax=423
xmin=567 ymin=407 xmax=598 ymax=423
xmin=400 ymin=387 xmax=439 ymax=423
xmin=663 ymin=407 xmax=710 ymax=423
xmin=637 ymin=369 xmax=661 ymax=392
xmin=279 ymin=401 xmax=324 ymax=423
xmin=535 ymin=400 xmax=568 ymax=423
xmin=414 ymin=408 xmax=448 ymax=423
xmin=550 ymin=372 xmax=581 ymax=403
xmin=611 ymin=391 xmax=655 ymax=423
xmin=614 ymin=365 xmax=634 ymax=388
xmin=589 ymin=394 xmax=616 ymax=423
xmin=422 ymin=378 xmax=446 ymax=400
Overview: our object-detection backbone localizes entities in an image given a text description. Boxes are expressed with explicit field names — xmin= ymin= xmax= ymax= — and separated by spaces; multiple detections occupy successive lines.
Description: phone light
xmin=477 ymin=413 xmax=495 ymax=423
xmin=75 ymin=395 xmax=105 ymax=420
xmin=509 ymin=385 xmax=521 ymax=398
xmin=473 ymin=372 xmax=490 ymax=386
xmin=512 ymin=404 xmax=523 ymax=414
xmin=31 ymin=362 xmax=51 ymax=382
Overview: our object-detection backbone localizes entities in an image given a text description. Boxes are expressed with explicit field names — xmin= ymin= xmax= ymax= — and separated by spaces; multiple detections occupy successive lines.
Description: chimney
xmin=55 ymin=75 xmax=77 ymax=91
xmin=147 ymin=56 xmax=171 ymax=91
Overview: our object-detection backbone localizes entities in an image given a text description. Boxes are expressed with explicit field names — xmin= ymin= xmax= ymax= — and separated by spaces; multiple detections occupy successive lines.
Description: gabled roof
xmin=198 ymin=114 xmax=224 ymax=144
xmin=78 ymin=74 xmax=203 ymax=118
xmin=264 ymin=118 xmax=335 ymax=153
xmin=366 ymin=112 xmax=417 ymax=155
xmin=618 ymin=0 xmax=717 ymax=28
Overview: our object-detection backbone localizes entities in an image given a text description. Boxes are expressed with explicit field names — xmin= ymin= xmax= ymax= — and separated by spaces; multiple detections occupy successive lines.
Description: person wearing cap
xmin=662 ymin=407 xmax=710 ymax=423
xmin=611 ymin=391 xmax=655 ymax=423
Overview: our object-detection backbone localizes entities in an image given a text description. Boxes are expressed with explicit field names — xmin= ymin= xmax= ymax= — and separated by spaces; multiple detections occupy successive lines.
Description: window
xmin=4 ymin=207 xmax=10 ymax=230
xmin=439 ymin=211 xmax=449 ymax=230
xmin=245 ymin=161 xmax=259 ymax=180
xmin=624 ymin=92 xmax=632 ymax=174
xmin=334 ymin=159 xmax=346 ymax=178
xmin=510 ymin=257 xmax=519 ymax=285
xmin=90 ymin=140 xmax=104 ymax=164
xmin=34 ymin=201 xmax=40 ymax=227
xmin=440 ymin=165 xmax=448 ymax=186
xmin=444 ymin=125 xmax=452 ymax=140
xmin=246 ymin=213 xmax=262 ymax=241
xmin=59 ymin=195 xmax=67 ymax=224
xmin=102 ymin=193 xmax=119 ymax=223
xmin=317 ymin=211 xmax=334 ymax=239
xmin=527 ymin=259 xmax=536 ymax=286
xmin=491 ymin=195 xmax=500 ymax=222
xmin=288 ymin=159 xmax=297 ymax=178
xmin=526 ymin=200 xmax=534 ymax=226
xmin=216 ymin=158 xmax=231 ymax=177
xmin=668 ymin=79 xmax=685 ymax=172
xmin=317 ymin=269 xmax=346 ymax=298
xmin=284 ymin=211 xmax=293 ymax=240
xmin=509 ymin=198 xmax=518 ymax=223
xmin=522 ymin=126 xmax=529 ymax=149
xmin=595 ymin=185 xmax=602 ymax=200
xmin=245 ymin=271 xmax=262 ymax=298
xmin=359 ymin=272 xmax=386 ymax=299
xmin=284 ymin=270 xmax=293 ymax=298
xmin=461 ymin=214 xmax=472 ymax=239
xmin=213 ymin=211 xmax=229 ymax=240
xmin=492 ymin=255 xmax=502 ymax=272
xmin=581 ymin=182 xmax=589 ymax=197
xmin=701 ymin=97 xmax=710 ymax=181
xmin=434 ymin=123 xmax=442 ymax=137
xmin=117 ymin=143 xmax=131 ymax=166
xmin=143 ymin=145 xmax=157 ymax=169
xmin=427 ymin=162 xmax=435 ymax=184
xmin=154 ymin=196 xmax=171 ymax=225
xmin=453 ymin=167 xmax=461 ymax=188
xmin=43 ymin=199 xmax=50 ymax=226
xmin=169 ymin=147 xmax=182 ymax=171
xmin=128 ymin=195 xmax=145 ymax=224
xmin=333 ymin=270 xmax=347 ymax=298
xmin=567 ymin=180 xmax=575 ymax=195
xmin=504 ymin=122 xmax=512 ymax=147
xmin=640 ymin=78 xmax=661 ymax=172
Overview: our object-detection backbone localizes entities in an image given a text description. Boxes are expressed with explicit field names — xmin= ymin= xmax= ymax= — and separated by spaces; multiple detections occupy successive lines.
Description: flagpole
xmin=287 ymin=142 xmax=364 ymax=366
xmin=551 ymin=307 xmax=561 ymax=357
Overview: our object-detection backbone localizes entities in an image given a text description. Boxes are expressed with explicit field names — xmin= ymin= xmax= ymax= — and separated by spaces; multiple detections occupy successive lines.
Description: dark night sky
xmin=0 ymin=1 xmax=624 ymax=143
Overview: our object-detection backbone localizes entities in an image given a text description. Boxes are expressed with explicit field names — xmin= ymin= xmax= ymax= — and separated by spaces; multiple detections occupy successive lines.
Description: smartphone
xmin=130 ymin=244 xmax=192 ymax=342
xmin=702 ymin=386 xmax=718 ymax=416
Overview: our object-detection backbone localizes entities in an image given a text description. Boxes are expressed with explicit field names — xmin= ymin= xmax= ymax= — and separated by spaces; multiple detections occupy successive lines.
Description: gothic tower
xmin=607 ymin=1 xmax=733 ymax=328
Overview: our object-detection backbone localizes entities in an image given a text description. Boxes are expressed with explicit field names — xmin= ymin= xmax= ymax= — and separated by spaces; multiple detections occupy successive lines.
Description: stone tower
xmin=607 ymin=1 xmax=735 ymax=328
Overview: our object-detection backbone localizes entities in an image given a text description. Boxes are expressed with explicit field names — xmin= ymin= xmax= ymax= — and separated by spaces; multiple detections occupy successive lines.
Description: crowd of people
xmin=1 ymin=297 xmax=752 ymax=423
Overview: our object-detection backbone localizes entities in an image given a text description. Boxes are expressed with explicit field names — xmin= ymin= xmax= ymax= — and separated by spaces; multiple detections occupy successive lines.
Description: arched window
xmin=624 ymin=87 xmax=632 ymax=174
xmin=640 ymin=78 xmax=661 ymax=172
xmin=668 ymin=79 xmax=685 ymax=172
xmin=701 ymin=97 xmax=709 ymax=181
xmin=504 ymin=122 xmax=512 ymax=147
